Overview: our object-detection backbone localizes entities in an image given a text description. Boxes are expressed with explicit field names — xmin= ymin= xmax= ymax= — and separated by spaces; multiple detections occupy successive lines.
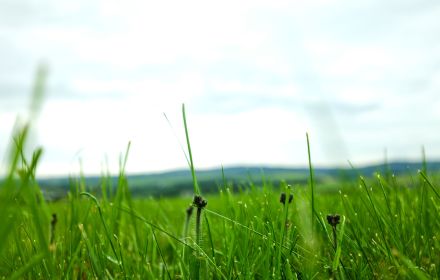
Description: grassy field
xmin=1 ymin=107 xmax=440 ymax=279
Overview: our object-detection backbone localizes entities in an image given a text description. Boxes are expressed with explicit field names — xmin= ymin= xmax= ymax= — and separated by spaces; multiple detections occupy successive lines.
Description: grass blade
xmin=182 ymin=104 xmax=200 ymax=195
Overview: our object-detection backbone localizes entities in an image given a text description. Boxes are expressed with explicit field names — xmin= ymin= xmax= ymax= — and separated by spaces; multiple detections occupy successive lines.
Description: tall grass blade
xmin=332 ymin=216 xmax=345 ymax=272
xmin=419 ymin=171 xmax=440 ymax=200
xmin=306 ymin=133 xmax=317 ymax=232
xmin=182 ymin=104 xmax=200 ymax=195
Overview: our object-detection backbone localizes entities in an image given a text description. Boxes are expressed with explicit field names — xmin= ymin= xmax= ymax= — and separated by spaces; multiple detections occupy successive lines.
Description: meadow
xmin=1 ymin=106 xmax=440 ymax=279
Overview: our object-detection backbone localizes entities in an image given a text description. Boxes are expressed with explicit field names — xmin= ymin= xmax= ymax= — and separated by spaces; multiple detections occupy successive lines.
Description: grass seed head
xmin=280 ymin=193 xmax=294 ymax=205
xmin=280 ymin=193 xmax=286 ymax=204
xmin=186 ymin=205 xmax=194 ymax=217
xmin=326 ymin=214 xmax=340 ymax=227
xmin=51 ymin=213 xmax=58 ymax=227
xmin=193 ymin=195 xmax=207 ymax=209
xmin=50 ymin=213 xmax=58 ymax=248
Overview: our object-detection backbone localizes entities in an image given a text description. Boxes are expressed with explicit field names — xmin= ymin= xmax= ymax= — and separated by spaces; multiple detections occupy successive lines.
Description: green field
xmin=1 ymin=118 xmax=440 ymax=279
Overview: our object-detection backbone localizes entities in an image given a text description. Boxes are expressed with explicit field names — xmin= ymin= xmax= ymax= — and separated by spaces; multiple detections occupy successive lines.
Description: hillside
xmin=37 ymin=161 xmax=440 ymax=200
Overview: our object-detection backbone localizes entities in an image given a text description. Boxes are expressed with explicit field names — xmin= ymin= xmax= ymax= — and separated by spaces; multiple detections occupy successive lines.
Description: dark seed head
xmin=51 ymin=213 xmax=58 ymax=227
xmin=50 ymin=213 xmax=58 ymax=246
xmin=280 ymin=193 xmax=293 ymax=205
xmin=186 ymin=206 xmax=194 ymax=217
xmin=326 ymin=214 xmax=340 ymax=227
xmin=280 ymin=193 xmax=286 ymax=204
xmin=193 ymin=195 xmax=207 ymax=209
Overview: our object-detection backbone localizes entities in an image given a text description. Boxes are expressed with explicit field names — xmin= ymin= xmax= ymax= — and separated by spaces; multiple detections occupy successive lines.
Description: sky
xmin=0 ymin=0 xmax=439 ymax=177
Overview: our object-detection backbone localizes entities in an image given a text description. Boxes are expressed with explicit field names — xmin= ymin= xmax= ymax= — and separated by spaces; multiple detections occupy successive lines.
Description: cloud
xmin=1 ymin=0 xmax=440 ymax=175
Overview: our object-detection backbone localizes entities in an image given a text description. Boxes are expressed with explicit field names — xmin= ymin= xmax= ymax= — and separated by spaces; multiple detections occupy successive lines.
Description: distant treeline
xmin=33 ymin=161 xmax=440 ymax=200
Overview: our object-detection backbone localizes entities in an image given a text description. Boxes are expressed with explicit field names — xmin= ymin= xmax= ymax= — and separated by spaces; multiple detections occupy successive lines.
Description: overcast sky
xmin=1 ymin=0 xmax=439 ymax=177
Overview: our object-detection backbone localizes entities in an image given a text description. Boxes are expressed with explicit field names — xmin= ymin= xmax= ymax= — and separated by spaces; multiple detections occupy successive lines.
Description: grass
xmin=1 ymin=123 xmax=439 ymax=279
xmin=1 ymin=81 xmax=439 ymax=278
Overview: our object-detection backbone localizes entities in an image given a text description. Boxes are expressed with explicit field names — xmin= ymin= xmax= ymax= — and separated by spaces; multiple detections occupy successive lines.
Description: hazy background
xmin=1 ymin=0 xmax=439 ymax=177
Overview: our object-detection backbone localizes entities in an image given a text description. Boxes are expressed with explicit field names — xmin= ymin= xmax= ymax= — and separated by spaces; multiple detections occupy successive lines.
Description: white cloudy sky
xmin=0 ymin=0 xmax=439 ymax=177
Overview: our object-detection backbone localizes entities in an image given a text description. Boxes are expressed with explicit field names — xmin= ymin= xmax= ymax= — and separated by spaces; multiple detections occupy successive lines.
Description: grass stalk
xmin=306 ymin=133 xmax=317 ymax=234
xmin=182 ymin=104 xmax=200 ymax=195
xmin=419 ymin=171 xmax=440 ymax=200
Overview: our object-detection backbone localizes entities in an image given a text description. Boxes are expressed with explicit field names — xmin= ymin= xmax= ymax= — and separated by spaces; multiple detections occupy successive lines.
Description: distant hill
xmin=36 ymin=161 xmax=440 ymax=200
